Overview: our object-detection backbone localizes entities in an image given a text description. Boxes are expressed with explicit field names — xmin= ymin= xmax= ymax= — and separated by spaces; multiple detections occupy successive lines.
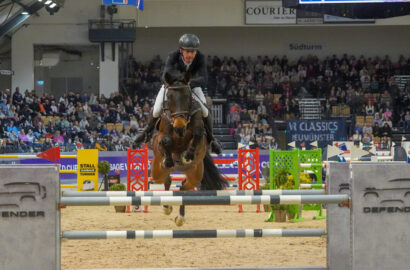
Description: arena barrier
xmin=127 ymin=148 xmax=260 ymax=213
xmin=0 ymin=147 xmax=99 ymax=191
xmin=1 ymin=163 xmax=409 ymax=270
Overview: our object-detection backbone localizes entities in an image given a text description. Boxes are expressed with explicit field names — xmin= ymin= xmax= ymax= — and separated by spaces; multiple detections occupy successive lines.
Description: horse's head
xmin=164 ymin=71 xmax=192 ymax=137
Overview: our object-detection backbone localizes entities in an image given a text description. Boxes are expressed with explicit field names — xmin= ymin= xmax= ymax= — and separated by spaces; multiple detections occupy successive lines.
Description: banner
xmin=245 ymin=1 xmax=296 ymax=25
xmin=286 ymin=120 xmax=347 ymax=149
xmin=77 ymin=149 xmax=99 ymax=191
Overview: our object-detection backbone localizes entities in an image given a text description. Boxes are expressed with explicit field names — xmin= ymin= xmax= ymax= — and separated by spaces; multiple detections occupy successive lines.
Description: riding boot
xmin=204 ymin=115 xmax=222 ymax=154
xmin=134 ymin=114 xmax=158 ymax=146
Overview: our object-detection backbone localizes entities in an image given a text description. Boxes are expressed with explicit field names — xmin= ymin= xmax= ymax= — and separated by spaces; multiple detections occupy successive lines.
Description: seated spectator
xmin=79 ymin=116 xmax=90 ymax=131
xmin=382 ymin=116 xmax=393 ymax=128
xmin=380 ymin=122 xmax=392 ymax=140
xmin=372 ymin=113 xmax=383 ymax=127
xmin=239 ymin=108 xmax=251 ymax=123
xmin=270 ymin=98 xmax=281 ymax=119
xmin=383 ymin=108 xmax=392 ymax=121
xmin=352 ymin=130 xmax=362 ymax=147
xmin=404 ymin=111 xmax=410 ymax=130
xmin=362 ymin=132 xmax=372 ymax=145
xmin=259 ymin=136 xmax=269 ymax=150
xmin=365 ymin=100 xmax=375 ymax=116
xmin=362 ymin=122 xmax=372 ymax=135
xmin=53 ymin=131 xmax=64 ymax=145
xmin=269 ymin=137 xmax=279 ymax=150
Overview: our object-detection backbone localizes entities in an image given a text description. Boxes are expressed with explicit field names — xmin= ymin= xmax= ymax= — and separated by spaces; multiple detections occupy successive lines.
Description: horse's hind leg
xmin=162 ymin=175 xmax=173 ymax=215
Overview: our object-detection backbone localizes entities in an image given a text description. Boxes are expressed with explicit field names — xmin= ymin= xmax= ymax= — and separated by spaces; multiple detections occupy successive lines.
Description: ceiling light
xmin=45 ymin=0 xmax=52 ymax=5
xmin=49 ymin=3 xmax=57 ymax=8
xmin=21 ymin=11 xmax=29 ymax=15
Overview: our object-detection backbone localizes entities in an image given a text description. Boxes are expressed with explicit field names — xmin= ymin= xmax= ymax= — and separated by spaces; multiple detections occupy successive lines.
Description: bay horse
xmin=151 ymin=71 xmax=227 ymax=226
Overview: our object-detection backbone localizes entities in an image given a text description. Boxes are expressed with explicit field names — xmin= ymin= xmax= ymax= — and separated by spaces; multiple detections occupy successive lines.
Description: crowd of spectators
xmin=0 ymin=87 xmax=154 ymax=153
xmin=1 ymin=53 xmax=409 ymax=153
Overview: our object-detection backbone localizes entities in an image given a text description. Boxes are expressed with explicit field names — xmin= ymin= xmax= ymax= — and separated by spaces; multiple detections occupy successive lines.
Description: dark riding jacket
xmin=162 ymin=50 xmax=208 ymax=89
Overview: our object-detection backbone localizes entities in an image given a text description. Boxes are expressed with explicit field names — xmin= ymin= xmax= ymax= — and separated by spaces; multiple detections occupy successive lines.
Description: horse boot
xmin=134 ymin=114 xmax=158 ymax=146
xmin=204 ymin=115 xmax=222 ymax=154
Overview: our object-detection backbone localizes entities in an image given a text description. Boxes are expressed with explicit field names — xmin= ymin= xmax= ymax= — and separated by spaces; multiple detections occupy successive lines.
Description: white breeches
xmin=152 ymin=85 xmax=208 ymax=118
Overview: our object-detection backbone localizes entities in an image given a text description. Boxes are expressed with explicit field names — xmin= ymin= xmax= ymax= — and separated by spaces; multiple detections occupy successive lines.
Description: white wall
xmin=12 ymin=24 xmax=90 ymax=93
xmin=11 ymin=0 xmax=118 ymax=95
xmin=133 ymin=26 xmax=410 ymax=62
xmin=34 ymin=48 xmax=100 ymax=95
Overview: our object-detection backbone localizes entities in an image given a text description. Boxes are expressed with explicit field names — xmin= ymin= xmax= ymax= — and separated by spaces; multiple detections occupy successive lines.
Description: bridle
xmin=162 ymin=84 xmax=193 ymax=126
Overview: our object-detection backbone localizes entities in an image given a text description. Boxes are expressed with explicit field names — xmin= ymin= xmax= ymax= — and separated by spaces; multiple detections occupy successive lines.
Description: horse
xmin=151 ymin=71 xmax=227 ymax=226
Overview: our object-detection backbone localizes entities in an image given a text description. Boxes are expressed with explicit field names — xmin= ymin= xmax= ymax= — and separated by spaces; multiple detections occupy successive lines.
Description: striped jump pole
xmin=300 ymin=184 xmax=326 ymax=189
xmin=62 ymin=228 xmax=325 ymax=240
xmin=62 ymin=189 xmax=326 ymax=197
xmin=60 ymin=194 xmax=349 ymax=206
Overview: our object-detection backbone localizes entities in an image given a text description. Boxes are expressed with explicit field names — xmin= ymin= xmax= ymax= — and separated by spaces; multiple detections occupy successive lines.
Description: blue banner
xmin=102 ymin=0 xmax=143 ymax=10
xmin=286 ymin=120 xmax=347 ymax=149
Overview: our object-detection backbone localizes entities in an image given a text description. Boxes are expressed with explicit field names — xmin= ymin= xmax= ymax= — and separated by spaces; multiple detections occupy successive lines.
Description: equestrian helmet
xmin=179 ymin=34 xmax=200 ymax=50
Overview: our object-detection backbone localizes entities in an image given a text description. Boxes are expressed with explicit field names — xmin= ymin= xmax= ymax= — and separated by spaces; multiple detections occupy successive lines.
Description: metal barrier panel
xmin=0 ymin=165 xmax=60 ymax=270
xmin=212 ymin=104 xmax=223 ymax=125
xmin=350 ymin=163 xmax=410 ymax=270
xmin=326 ymin=162 xmax=351 ymax=270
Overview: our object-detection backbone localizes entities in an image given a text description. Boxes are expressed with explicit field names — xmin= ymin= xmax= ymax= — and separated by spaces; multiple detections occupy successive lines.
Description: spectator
xmin=269 ymin=137 xmax=279 ymax=150
xmin=353 ymin=130 xmax=362 ymax=147
xmin=362 ymin=122 xmax=373 ymax=135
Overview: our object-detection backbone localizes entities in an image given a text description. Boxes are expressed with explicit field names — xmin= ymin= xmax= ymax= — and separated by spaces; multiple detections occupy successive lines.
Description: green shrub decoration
xmin=109 ymin=183 xmax=126 ymax=191
xmin=98 ymin=161 xmax=111 ymax=176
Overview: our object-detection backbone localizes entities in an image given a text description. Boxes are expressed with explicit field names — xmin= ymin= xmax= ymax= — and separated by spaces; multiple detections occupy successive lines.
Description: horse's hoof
xmin=162 ymin=158 xmax=174 ymax=169
xmin=163 ymin=205 xmax=173 ymax=215
xmin=175 ymin=215 xmax=185 ymax=227
xmin=182 ymin=151 xmax=194 ymax=165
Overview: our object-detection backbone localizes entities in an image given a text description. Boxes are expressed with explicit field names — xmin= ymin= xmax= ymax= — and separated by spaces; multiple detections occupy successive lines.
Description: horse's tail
xmin=200 ymin=152 xmax=229 ymax=190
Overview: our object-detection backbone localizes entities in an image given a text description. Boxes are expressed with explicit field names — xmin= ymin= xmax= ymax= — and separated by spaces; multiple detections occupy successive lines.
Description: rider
xmin=134 ymin=33 xmax=222 ymax=154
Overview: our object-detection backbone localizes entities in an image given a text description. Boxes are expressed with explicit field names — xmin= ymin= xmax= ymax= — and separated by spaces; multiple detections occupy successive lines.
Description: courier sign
xmin=245 ymin=1 xmax=296 ymax=25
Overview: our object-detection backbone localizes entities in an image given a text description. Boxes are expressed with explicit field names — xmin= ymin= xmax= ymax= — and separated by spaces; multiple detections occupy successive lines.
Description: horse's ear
xmin=164 ymin=72 xmax=173 ymax=85
xmin=183 ymin=71 xmax=191 ymax=85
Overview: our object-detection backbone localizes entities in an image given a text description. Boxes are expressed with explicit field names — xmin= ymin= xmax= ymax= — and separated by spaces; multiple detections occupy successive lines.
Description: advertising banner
xmin=245 ymin=1 xmax=296 ymax=25
xmin=286 ymin=120 xmax=347 ymax=149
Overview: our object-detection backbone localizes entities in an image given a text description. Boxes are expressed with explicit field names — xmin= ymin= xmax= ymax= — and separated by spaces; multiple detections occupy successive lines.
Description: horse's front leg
xmin=182 ymin=125 xmax=204 ymax=165
xmin=160 ymin=135 xmax=174 ymax=169
xmin=175 ymin=167 xmax=204 ymax=227
xmin=162 ymin=175 xmax=173 ymax=215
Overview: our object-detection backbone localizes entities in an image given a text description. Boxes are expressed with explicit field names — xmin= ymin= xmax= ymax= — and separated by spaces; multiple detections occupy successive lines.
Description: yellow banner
xmin=77 ymin=149 xmax=99 ymax=191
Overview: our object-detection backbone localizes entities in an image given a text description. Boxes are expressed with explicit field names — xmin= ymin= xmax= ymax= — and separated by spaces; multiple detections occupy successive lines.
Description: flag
xmin=137 ymin=0 xmax=143 ymax=11
xmin=338 ymin=142 xmax=347 ymax=151
xmin=37 ymin=146 xmax=61 ymax=164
